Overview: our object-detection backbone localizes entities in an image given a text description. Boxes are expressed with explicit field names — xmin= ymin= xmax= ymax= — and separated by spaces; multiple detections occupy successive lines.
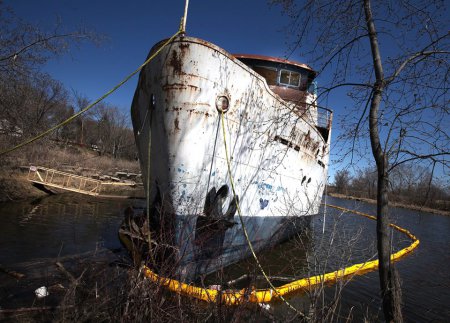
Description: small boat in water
xmin=120 ymin=36 xmax=332 ymax=282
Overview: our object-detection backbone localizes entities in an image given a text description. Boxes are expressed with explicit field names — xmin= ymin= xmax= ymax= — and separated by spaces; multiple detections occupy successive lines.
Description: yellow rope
xmin=145 ymin=99 xmax=155 ymax=263
xmin=0 ymin=30 xmax=183 ymax=157
xmin=219 ymin=111 xmax=306 ymax=315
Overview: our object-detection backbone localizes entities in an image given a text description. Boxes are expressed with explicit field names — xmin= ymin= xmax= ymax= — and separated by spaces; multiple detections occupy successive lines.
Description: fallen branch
xmin=255 ymin=275 xmax=298 ymax=282
xmin=10 ymin=247 xmax=119 ymax=269
xmin=226 ymin=274 xmax=250 ymax=286
xmin=0 ymin=265 xmax=25 ymax=279
xmin=55 ymin=261 xmax=76 ymax=282
xmin=0 ymin=305 xmax=73 ymax=315
xmin=226 ymin=274 xmax=297 ymax=287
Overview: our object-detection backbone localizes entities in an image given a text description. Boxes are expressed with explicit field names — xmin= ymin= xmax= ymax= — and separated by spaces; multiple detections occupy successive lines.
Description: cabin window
xmin=279 ymin=69 xmax=300 ymax=87
xmin=252 ymin=66 xmax=278 ymax=85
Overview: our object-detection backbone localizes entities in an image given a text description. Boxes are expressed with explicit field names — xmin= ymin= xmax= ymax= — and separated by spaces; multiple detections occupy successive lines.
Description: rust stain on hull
xmin=174 ymin=115 xmax=181 ymax=131
xmin=163 ymin=83 xmax=199 ymax=91
xmin=169 ymin=50 xmax=183 ymax=75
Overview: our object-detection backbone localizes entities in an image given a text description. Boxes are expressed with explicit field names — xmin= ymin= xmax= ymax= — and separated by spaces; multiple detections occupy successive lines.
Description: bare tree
xmin=274 ymin=0 xmax=449 ymax=321
xmin=352 ymin=166 xmax=377 ymax=199
xmin=334 ymin=169 xmax=351 ymax=194
xmin=92 ymin=103 xmax=133 ymax=158
xmin=71 ymin=91 xmax=93 ymax=145
xmin=0 ymin=1 xmax=99 ymax=78
xmin=0 ymin=73 xmax=68 ymax=138
xmin=0 ymin=1 xmax=100 ymax=149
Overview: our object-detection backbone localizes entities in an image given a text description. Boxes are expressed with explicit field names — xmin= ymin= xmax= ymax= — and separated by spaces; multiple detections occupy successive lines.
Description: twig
xmin=226 ymin=274 xmax=250 ymax=286
xmin=55 ymin=261 xmax=76 ymax=282
xmin=255 ymin=275 xmax=298 ymax=282
xmin=11 ymin=247 xmax=115 ymax=268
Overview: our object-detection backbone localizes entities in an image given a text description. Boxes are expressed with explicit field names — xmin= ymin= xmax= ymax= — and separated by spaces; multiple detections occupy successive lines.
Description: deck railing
xmin=316 ymin=106 xmax=333 ymax=130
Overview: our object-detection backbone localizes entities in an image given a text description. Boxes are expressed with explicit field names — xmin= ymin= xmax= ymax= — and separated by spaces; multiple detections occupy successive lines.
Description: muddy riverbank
xmin=0 ymin=168 xmax=144 ymax=203
xmin=0 ymin=171 xmax=47 ymax=202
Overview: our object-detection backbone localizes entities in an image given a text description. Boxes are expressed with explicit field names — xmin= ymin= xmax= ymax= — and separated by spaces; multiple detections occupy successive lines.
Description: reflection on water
xmin=0 ymin=194 xmax=138 ymax=267
xmin=319 ymin=196 xmax=450 ymax=322
xmin=0 ymin=194 xmax=449 ymax=321
xmin=203 ymin=196 xmax=449 ymax=321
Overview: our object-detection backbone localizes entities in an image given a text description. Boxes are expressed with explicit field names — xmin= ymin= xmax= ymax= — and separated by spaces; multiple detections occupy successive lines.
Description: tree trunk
xmin=364 ymin=0 xmax=402 ymax=321
xmin=376 ymin=158 xmax=397 ymax=322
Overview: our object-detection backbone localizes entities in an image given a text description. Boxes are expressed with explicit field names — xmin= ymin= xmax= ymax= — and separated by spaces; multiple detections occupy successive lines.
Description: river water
xmin=0 ymin=194 xmax=448 ymax=321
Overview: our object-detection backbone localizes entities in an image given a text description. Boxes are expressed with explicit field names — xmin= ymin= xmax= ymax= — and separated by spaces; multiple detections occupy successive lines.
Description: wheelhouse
xmin=234 ymin=54 xmax=317 ymax=104
xmin=234 ymin=54 xmax=332 ymax=142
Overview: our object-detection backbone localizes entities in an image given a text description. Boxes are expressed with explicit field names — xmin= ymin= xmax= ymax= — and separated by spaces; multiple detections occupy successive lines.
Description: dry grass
xmin=0 ymin=140 xmax=141 ymax=201
xmin=1 ymin=140 xmax=140 ymax=173
xmin=0 ymin=170 xmax=47 ymax=202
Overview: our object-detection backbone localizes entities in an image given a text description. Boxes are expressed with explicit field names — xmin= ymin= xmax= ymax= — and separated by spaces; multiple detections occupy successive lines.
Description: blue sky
xmin=2 ymin=0 xmax=370 ymax=181
xmin=7 ymin=0 xmax=298 ymax=110
xmin=8 ymin=1 xmax=446 ymax=183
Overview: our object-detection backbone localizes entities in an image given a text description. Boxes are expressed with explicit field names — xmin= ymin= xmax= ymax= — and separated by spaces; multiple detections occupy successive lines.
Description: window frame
xmin=252 ymin=65 xmax=278 ymax=86
xmin=278 ymin=69 xmax=301 ymax=88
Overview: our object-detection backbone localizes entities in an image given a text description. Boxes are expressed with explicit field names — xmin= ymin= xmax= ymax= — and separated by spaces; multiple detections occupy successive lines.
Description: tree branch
xmin=317 ymin=33 xmax=369 ymax=75
xmin=386 ymin=32 xmax=450 ymax=83
xmin=316 ymin=82 xmax=373 ymax=101
xmin=0 ymin=32 xmax=87 ymax=62
xmin=389 ymin=151 xmax=450 ymax=171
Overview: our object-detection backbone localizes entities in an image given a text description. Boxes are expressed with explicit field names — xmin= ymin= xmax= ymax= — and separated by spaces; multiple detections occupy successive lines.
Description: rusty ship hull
xmin=129 ymin=36 xmax=332 ymax=281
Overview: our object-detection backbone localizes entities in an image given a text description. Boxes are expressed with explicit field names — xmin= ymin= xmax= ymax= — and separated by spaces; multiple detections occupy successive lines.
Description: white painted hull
xmin=131 ymin=37 xmax=331 ymax=280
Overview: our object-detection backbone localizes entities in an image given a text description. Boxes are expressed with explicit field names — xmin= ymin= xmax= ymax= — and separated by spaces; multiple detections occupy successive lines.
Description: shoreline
xmin=1 ymin=171 xmax=447 ymax=217
xmin=0 ymin=171 xmax=47 ymax=202
xmin=0 ymin=169 xmax=143 ymax=203
xmin=328 ymin=192 xmax=450 ymax=217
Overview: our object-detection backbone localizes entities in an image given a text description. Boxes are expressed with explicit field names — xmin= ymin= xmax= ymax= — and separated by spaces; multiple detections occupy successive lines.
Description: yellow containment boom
xmin=142 ymin=204 xmax=420 ymax=305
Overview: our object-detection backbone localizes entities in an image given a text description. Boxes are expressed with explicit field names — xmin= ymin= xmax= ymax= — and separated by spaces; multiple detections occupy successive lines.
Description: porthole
xmin=216 ymin=96 xmax=230 ymax=113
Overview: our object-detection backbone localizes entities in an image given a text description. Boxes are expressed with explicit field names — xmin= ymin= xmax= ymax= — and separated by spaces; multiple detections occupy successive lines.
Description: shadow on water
xmin=0 ymin=193 xmax=136 ymax=267
xmin=0 ymin=193 xmax=136 ymax=310
xmin=0 ymin=194 xmax=449 ymax=321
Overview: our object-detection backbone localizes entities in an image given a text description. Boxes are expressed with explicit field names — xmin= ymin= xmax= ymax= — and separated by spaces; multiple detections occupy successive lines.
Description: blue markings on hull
xmin=257 ymin=182 xmax=273 ymax=190
xmin=259 ymin=198 xmax=269 ymax=209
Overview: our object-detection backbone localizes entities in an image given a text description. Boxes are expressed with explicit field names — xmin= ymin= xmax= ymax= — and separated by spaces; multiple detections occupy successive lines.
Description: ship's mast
xmin=181 ymin=0 xmax=189 ymax=33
